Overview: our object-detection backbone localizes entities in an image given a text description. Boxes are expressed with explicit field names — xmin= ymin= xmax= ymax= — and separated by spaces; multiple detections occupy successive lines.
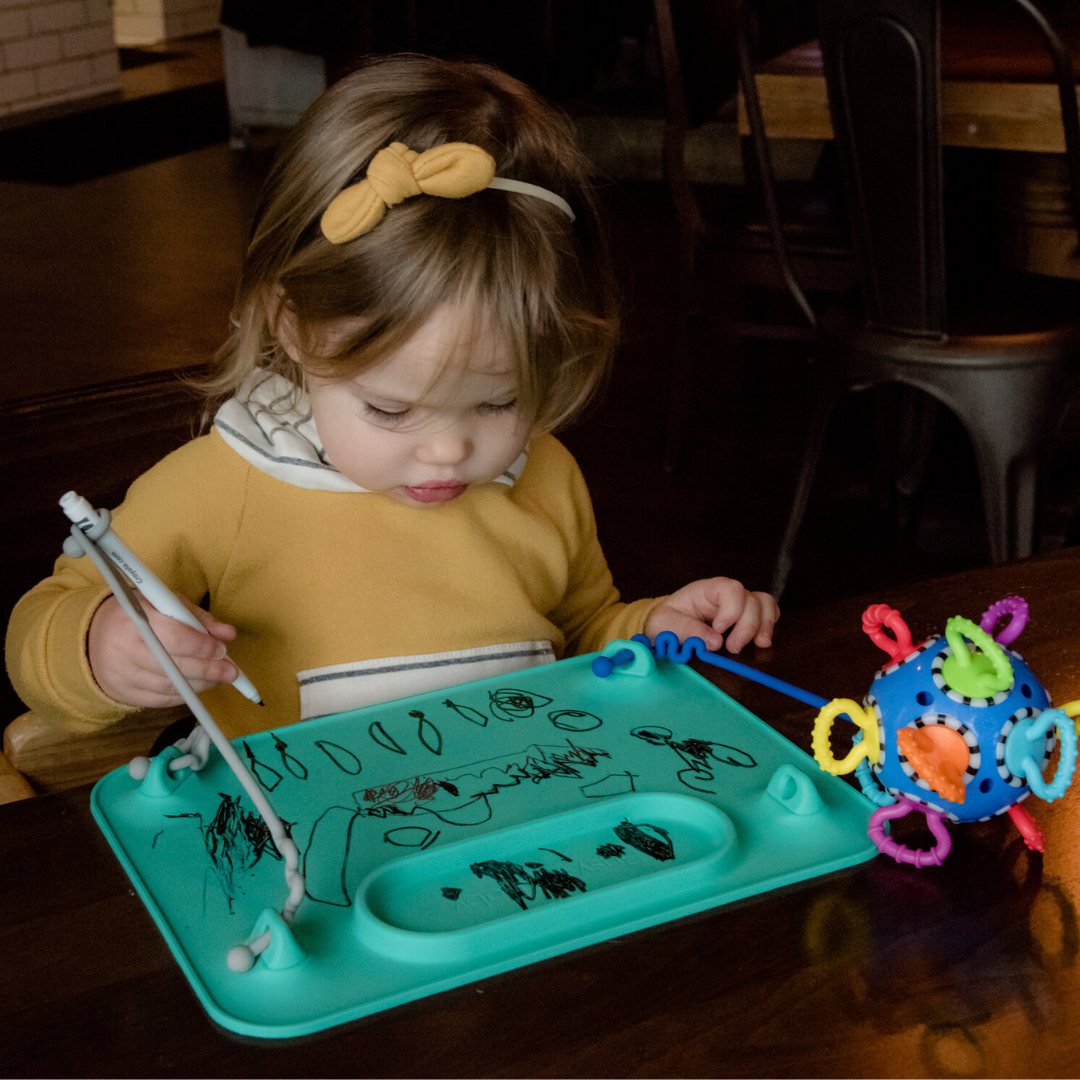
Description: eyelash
xmin=363 ymin=403 xmax=409 ymax=425
xmin=362 ymin=400 xmax=516 ymax=425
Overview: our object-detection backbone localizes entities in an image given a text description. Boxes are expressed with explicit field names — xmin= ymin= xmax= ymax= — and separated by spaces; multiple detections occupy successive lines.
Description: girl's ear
xmin=267 ymin=286 xmax=304 ymax=366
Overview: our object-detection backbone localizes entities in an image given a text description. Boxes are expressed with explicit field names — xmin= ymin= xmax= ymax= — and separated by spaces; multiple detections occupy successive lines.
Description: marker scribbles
xmin=489 ymin=688 xmax=553 ymax=721
xmin=243 ymin=740 xmax=283 ymax=791
xmin=315 ymin=740 xmax=362 ymax=775
xmin=471 ymin=859 xmax=586 ymax=910
xmin=630 ymin=725 xmax=756 ymax=794
xmin=614 ymin=819 xmax=675 ymax=861
xmin=581 ymin=772 xmax=637 ymax=798
xmin=202 ymin=794 xmax=282 ymax=911
xmin=442 ymin=699 xmax=488 ymax=726
xmin=272 ymin=733 xmax=308 ymax=779
xmin=548 ymin=709 xmax=602 ymax=731
xmin=411 ymin=710 xmax=443 ymax=756
xmin=369 ymin=721 xmax=407 ymax=755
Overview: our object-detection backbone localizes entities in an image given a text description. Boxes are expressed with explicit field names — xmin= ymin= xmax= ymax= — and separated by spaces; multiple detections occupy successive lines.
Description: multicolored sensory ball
xmin=812 ymin=597 xmax=1079 ymax=867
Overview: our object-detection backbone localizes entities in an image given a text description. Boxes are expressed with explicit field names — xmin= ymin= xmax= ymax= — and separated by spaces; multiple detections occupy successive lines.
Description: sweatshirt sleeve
xmin=5 ymin=433 xmax=248 ymax=734
xmin=535 ymin=438 xmax=666 ymax=655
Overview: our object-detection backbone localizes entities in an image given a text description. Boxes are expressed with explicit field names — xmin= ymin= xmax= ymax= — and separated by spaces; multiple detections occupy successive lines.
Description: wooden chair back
xmin=2 ymin=367 xmax=206 ymax=798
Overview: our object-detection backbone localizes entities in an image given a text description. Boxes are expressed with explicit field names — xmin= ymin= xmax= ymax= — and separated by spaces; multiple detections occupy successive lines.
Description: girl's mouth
xmin=403 ymin=481 xmax=469 ymax=504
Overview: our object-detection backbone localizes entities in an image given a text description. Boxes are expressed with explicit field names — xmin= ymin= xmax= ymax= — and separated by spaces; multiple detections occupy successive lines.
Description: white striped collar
xmin=214 ymin=371 xmax=526 ymax=493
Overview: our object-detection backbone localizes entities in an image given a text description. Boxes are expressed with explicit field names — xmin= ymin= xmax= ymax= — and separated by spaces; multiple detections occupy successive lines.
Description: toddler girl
xmin=7 ymin=55 xmax=778 ymax=741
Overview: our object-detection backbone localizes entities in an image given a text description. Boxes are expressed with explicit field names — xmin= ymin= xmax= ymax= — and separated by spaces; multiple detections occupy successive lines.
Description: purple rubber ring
xmin=980 ymin=595 xmax=1028 ymax=647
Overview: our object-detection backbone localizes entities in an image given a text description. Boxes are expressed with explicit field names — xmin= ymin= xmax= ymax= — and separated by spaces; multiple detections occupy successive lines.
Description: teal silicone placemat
xmin=91 ymin=650 xmax=877 ymax=1038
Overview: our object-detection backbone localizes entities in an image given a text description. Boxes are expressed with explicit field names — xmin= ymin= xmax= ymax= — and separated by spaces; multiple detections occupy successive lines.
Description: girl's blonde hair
xmin=207 ymin=54 xmax=619 ymax=432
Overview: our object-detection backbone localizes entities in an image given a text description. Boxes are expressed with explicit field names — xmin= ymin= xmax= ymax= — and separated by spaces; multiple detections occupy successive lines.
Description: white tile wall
xmin=114 ymin=0 xmax=217 ymax=45
xmin=0 ymin=0 xmax=120 ymax=118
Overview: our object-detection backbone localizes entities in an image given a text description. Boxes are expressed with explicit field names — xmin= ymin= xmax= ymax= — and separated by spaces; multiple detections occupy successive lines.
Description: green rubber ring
xmin=942 ymin=616 xmax=1013 ymax=698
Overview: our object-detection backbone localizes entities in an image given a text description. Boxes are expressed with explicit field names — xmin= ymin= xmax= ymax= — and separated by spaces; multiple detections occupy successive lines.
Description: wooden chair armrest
xmin=0 ymin=749 xmax=35 ymax=803
xmin=4 ymin=706 xmax=191 ymax=794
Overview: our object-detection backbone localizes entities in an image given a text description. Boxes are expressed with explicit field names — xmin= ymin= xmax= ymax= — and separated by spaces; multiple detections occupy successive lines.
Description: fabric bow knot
xmin=321 ymin=141 xmax=496 ymax=244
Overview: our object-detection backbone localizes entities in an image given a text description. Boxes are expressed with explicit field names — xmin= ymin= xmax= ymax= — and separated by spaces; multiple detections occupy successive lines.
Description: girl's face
xmin=303 ymin=306 xmax=529 ymax=508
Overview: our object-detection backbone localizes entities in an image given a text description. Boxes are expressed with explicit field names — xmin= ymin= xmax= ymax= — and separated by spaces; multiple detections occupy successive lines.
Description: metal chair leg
xmin=772 ymin=387 xmax=839 ymax=599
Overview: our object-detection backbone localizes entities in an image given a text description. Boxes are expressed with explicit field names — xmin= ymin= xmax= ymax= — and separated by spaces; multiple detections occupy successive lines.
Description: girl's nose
xmin=416 ymin=428 xmax=473 ymax=466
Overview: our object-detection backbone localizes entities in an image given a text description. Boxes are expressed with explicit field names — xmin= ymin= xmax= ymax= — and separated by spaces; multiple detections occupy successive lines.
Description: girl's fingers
xmin=89 ymin=595 xmax=240 ymax=708
xmin=176 ymin=594 xmax=237 ymax=641
xmin=145 ymin=610 xmax=229 ymax=661
xmin=699 ymin=578 xmax=748 ymax=634
xmin=722 ymin=591 xmax=779 ymax=653
xmin=662 ymin=610 xmax=725 ymax=653
xmin=752 ymin=591 xmax=780 ymax=647
xmin=126 ymin=652 xmax=238 ymax=699
xmin=131 ymin=624 xmax=239 ymax=685
xmin=720 ymin=593 xmax=762 ymax=654
xmin=648 ymin=578 xmax=780 ymax=655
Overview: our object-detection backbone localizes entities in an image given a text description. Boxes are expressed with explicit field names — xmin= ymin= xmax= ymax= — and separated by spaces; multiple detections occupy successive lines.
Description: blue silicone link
xmin=855 ymin=756 xmax=896 ymax=807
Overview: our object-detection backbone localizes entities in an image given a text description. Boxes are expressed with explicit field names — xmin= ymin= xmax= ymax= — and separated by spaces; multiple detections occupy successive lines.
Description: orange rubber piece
xmin=897 ymin=725 xmax=970 ymax=804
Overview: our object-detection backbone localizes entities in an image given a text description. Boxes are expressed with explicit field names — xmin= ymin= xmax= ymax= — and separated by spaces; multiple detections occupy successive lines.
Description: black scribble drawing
xmin=315 ymin=740 xmax=362 ymax=775
xmin=614 ymin=819 xmax=675 ymax=861
xmin=151 ymin=830 xmax=163 ymax=849
xmin=303 ymin=805 xmax=364 ymax=906
xmin=369 ymin=721 xmax=407 ymax=755
xmin=202 ymin=794 xmax=282 ymax=911
xmin=489 ymin=688 xmax=553 ymax=722
xmin=539 ymin=848 xmax=572 ymax=862
xmin=471 ymin=859 xmax=586 ymax=910
xmin=442 ymin=887 xmax=462 ymax=901
xmin=630 ymin=725 xmax=757 ymax=793
xmin=356 ymin=741 xmax=611 ymax=827
xmin=411 ymin=710 xmax=443 ymax=755
xmin=597 ymin=843 xmax=625 ymax=859
xmin=580 ymin=772 xmax=638 ymax=798
xmin=272 ymin=732 xmax=308 ymax=779
xmin=442 ymin=699 xmax=488 ymax=726
xmin=384 ymin=826 xmax=441 ymax=849
xmin=243 ymin=740 xmax=283 ymax=791
xmin=548 ymin=709 xmax=602 ymax=731
xmin=298 ymin=742 xmax=611 ymax=908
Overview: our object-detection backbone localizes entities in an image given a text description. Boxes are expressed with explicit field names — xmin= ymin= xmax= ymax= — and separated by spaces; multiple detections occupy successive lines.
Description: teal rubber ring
xmin=1022 ymin=708 xmax=1077 ymax=802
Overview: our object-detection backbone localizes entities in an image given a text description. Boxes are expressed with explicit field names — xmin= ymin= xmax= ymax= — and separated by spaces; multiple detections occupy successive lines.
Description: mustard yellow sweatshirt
xmin=7 ymin=429 xmax=661 ymax=740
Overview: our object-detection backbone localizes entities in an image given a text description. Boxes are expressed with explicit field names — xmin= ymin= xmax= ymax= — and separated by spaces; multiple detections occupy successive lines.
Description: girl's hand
xmin=88 ymin=594 xmax=239 ymax=708
xmin=645 ymin=577 xmax=779 ymax=655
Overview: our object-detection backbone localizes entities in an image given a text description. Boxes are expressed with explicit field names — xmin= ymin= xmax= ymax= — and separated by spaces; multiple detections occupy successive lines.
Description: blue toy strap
xmin=632 ymin=632 xmax=829 ymax=710
xmin=853 ymin=734 xmax=896 ymax=807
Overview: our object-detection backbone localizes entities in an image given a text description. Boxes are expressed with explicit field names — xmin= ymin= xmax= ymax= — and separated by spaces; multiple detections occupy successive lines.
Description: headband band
xmin=320 ymin=141 xmax=575 ymax=244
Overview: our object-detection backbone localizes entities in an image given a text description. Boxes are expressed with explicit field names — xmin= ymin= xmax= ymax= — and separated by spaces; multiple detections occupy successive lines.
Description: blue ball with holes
xmin=865 ymin=633 xmax=1055 ymax=823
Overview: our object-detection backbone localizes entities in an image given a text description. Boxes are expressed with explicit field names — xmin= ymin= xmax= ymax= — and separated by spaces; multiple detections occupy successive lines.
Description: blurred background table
xmin=740 ymin=2 xmax=1080 ymax=279
xmin=741 ymin=5 xmax=1080 ymax=153
xmin=4 ymin=549 xmax=1080 ymax=1077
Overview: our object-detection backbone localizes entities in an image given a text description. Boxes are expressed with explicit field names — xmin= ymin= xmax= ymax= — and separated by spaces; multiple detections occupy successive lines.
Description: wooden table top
xmin=5 ymin=549 xmax=1080 ymax=1077
xmin=740 ymin=5 xmax=1080 ymax=154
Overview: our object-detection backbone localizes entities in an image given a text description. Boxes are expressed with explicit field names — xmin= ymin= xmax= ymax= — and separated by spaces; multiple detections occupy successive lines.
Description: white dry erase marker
xmin=59 ymin=491 xmax=263 ymax=706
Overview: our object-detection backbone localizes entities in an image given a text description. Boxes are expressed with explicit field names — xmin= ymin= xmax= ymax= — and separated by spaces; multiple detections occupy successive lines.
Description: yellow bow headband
xmin=320 ymin=141 xmax=575 ymax=244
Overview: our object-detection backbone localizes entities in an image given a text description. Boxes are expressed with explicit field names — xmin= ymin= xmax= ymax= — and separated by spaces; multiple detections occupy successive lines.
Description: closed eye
xmin=363 ymin=402 xmax=411 ymax=426
xmin=480 ymin=399 xmax=516 ymax=415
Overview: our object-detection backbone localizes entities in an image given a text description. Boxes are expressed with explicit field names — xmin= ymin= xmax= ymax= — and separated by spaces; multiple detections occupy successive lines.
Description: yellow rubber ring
xmin=811 ymin=698 xmax=881 ymax=775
